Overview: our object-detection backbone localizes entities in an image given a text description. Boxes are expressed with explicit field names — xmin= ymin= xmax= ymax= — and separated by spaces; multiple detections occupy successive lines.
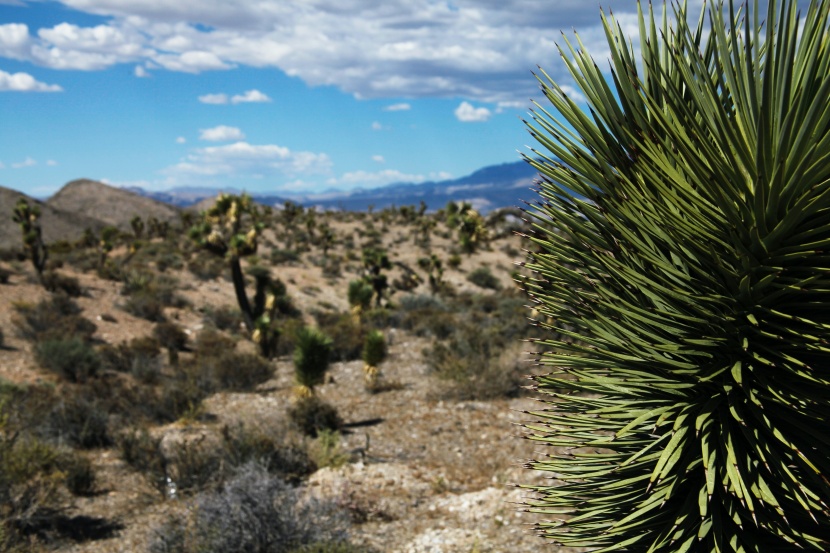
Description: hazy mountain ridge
xmin=127 ymin=160 xmax=539 ymax=212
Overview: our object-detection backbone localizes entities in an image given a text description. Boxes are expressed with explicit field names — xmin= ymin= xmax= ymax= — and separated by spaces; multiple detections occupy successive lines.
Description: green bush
xmin=347 ymin=280 xmax=373 ymax=312
xmin=41 ymin=271 xmax=83 ymax=297
xmin=288 ymin=396 xmax=342 ymax=437
xmin=293 ymin=327 xmax=332 ymax=391
xmin=43 ymin=394 xmax=111 ymax=448
xmin=13 ymin=295 xmax=96 ymax=343
xmin=465 ymin=266 xmax=501 ymax=290
xmin=34 ymin=338 xmax=100 ymax=383
xmin=361 ymin=330 xmax=386 ymax=367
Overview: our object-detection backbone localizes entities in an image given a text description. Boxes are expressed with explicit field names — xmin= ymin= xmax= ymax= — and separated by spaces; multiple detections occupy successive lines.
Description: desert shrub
xmin=207 ymin=352 xmax=273 ymax=391
xmin=122 ymin=275 xmax=186 ymax=322
xmin=220 ymin=424 xmax=316 ymax=485
xmin=288 ymin=396 xmax=342 ymax=437
xmin=193 ymin=328 xmax=237 ymax=359
xmin=34 ymin=338 xmax=100 ymax=383
xmin=61 ymin=452 xmax=96 ymax=496
xmin=202 ymin=304 xmax=245 ymax=333
xmin=155 ymin=252 xmax=184 ymax=272
xmin=0 ymin=266 xmax=11 ymax=284
xmin=98 ymin=336 xmax=162 ymax=384
xmin=166 ymin=436 xmax=225 ymax=495
xmin=154 ymin=322 xmax=188 ymax=366
xmin=148 ymin=461 xmax=351 ymax=553
xmin=447 ymin=253 xmax=461 ymax=270
xmin=41 ymin=271 xmax=83 ymax=297
xmin=117 ymin=428 xmax=166 ymax=496
xmin=313 ymin=312 xmax=364 ymax=362
xmin=187 ymin=252 xmax=226 ymax=281
xmin=42 ymin=393 xmax=111 ymax=448
xmin=13 ymin=296 xmax=96 ymax=343
xmin=465 ymin=266 xmax=501 ymax=290
xmin=270 ymin=249 xmax=301 ymax=265
xmin=307 ymin=430 xmax=349 ymax=470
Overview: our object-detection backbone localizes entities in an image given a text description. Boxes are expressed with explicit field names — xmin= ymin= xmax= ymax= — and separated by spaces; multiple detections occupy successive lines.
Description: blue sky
xmin=0 ymin=0 xmax=800 ymax=198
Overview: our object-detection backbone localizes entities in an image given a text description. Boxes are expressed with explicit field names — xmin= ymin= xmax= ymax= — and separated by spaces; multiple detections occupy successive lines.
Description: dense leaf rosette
xmin=521 ymin=1 xmax=830 ymax=550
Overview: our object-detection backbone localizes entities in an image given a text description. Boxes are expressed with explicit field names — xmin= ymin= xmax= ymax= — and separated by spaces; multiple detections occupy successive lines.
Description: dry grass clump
xmin=12 ymin=295 xmax=96 ymax=343
xmin=147 ymin=461 xmax=357 ymax=553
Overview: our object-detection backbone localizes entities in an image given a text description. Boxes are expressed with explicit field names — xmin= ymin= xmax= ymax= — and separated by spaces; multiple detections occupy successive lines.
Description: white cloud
xmin=371 ymin=121 xmax=384 ymax=131
xmin=198 ymin=92 xmax=228 ymax=104
xmin=231 ymin=89 xmax=270 ymax=104
xmin=46 ymin=159 xmax=58 ymax=166
xmin=152 ymin=50 xmax=232 ymax=73
xmin=372 ymin=155 xmax=385 ymax=163
xmin=0 ymin=1 xmax=675 ymax=102
xmin=0 ymin=69 xmax=62 ymax=92
xmin=326 ymin=168 xmax=451 ymax=189
xmin=0 ymin=23 xmax=31 ymax=60
xmin=198 ymin=89 xmax=271 ymax=105
xmin=454 ymin=101 xmax=491 ymax=122
xmin=134 ymin=64 xmax=149 ymax=77
xmin=199 ymin=125 xmax=245 ymax=141
xmin=165 ymin=141 xmax=332 ymax=182
xmin=0 ymin=161 xmax=5 ymax=169
xmin=176 ymin=136 xmax=186 ymax=143
xmin=12 ymin=156 xmax=36 ymax=168
xmin=383 ymin=103 xmax=410 ymax=112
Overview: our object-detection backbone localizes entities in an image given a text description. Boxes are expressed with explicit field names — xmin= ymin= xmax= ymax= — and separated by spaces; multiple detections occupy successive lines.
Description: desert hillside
xmin=0 ymin=194 xmax=560 ymax=553
xmin=47 ymin=179 xmax=181 ymax=232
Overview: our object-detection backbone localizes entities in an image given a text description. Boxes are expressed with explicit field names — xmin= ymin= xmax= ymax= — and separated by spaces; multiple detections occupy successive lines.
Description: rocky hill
xmin=47 ymin=179 xmax=180 ymax=231
xmin=0 ymin=185 xmax=106 ymax=250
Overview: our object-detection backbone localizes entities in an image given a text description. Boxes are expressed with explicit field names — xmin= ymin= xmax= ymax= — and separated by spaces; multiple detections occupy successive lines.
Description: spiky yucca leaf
xmin=521 ymin=1 xmax=830 ymax=551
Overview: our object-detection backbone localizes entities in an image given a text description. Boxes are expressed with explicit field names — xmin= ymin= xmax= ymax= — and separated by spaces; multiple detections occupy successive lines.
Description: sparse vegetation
xmin=1 ymin=164 xmax=540 ymax=551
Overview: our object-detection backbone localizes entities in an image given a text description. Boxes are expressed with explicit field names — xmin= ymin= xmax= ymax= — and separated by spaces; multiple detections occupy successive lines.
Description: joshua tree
xmin=361 ymin=247 xmax=391 ymax=307
xmin=520 ymin=0 xmax=830 ymax=551
xmin=347 ymin=279 xmax=374 ymax=316
xmin=189 ymin=194 xmax=282 ymax=357
xmin=292 ymin=326 xmax=332 ymax=398
xmin=445 ymin=201 xmax=487 ymax=254
xmin=362 ymin=329 xmax=387 ymax=389
xmin=418 ymin=254 xmax=445 ymax=296
xmin=130 ymin=215 xmax=145 ymax=239
xmin=12 ymin=198 xmax=48 ymax=283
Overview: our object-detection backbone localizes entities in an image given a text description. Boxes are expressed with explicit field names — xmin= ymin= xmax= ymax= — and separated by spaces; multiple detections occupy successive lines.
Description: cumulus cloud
xmin=12 ymin=156 xmax=36 ymax=168
xmin=165 ymin=141 xmax=332 ymax=182
xmin=199 ymin=125 xmax=245 ymax=141
xmin=231 ymin=89 xmax=270 ymax=103
xmin=454 ymin=101 xmax=491 ymax=122
xmin=0 ymin=1 xmax=674 ymax=102
xmin=198 ymin=89 xmax=271 ymax=105
xmin=176 ymin=136 xmax=186 ymax=143
xmin=0 ymin=69 xmax=62 ymax=91
xmin=371 ymin=121 xmax=384 ymax=131
xmin=134 ymin=64 xmax=149 ymax=77
xmin=46 ymin=159 xmax=58 ymax=166
xmin=372 ymin=155 xmax=385 ymax=163
xmin=198 ymin=92 xmax=228 ymax=104
xmin=383 ymin=103 xmax=410 ymax=111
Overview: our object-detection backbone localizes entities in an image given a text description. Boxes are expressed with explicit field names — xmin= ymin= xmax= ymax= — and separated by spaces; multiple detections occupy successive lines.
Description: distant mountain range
xmin=128 ymin=160 xmax=541 ymax=213
xmin=0 ymin=160 xmax=542 ymax=249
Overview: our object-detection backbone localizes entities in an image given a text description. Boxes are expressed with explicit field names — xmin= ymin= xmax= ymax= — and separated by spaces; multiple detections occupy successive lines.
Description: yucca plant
xmin=293 ymin=326 xmax=333 ymax=398
xmin=362 ymin=329 xmax=387 ymax=388
xmin=520 ymin=0 xmax=830 ymax=551
xmin=12 ymin=198 xmax=48 ymax=284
